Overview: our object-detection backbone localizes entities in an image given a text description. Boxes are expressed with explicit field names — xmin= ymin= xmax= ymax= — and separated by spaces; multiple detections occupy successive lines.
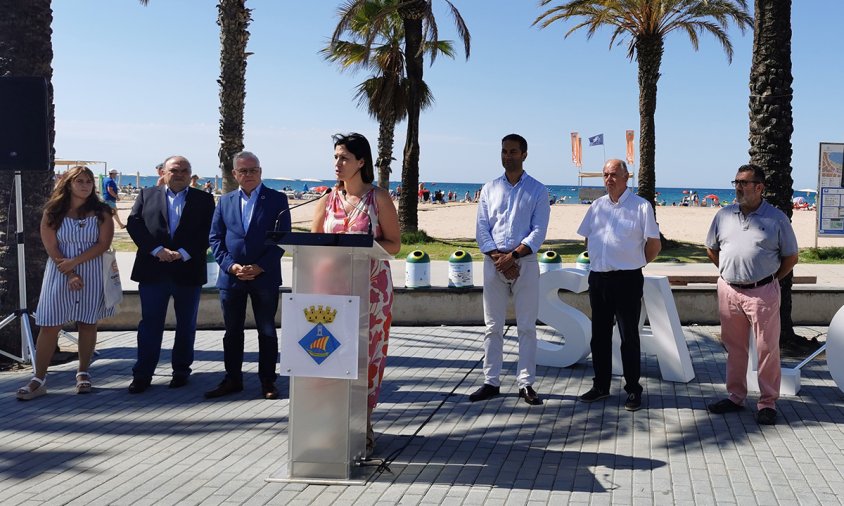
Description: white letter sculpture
xmin=537 ymin=269 xmax=695 ymax=383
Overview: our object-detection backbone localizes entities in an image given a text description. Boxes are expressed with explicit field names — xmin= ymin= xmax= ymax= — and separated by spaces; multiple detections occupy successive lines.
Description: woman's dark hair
xmin=44 ymin=165 xmax=111 ymax=230
xmin=333 ymin=132 xmax=374 ymax=184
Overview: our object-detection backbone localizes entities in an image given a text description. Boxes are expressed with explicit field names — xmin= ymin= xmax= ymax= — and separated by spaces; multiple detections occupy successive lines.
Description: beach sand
xmin=112 ymin=198 xmax=832 ymax=249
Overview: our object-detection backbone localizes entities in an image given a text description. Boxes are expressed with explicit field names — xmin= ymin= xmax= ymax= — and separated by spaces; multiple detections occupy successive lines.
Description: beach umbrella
xmin=682 ymin=190 xmax=689 ymax=194
xmin=312 ymin=185 xmax=329 ymax=194
xmin=704 ymin=194 xmax=719 ymax=200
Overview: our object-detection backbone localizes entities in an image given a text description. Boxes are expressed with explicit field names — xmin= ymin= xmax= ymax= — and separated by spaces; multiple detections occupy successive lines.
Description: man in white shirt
xmin=470 ymin=134 xmax=551 ymax=406
xmin=576 ymin=159 xmax=661 ymax=411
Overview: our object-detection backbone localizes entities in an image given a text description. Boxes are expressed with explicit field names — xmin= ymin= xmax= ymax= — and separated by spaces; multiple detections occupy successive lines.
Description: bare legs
xmin=76 ymin=322 xmax=97 ymax=373
xmin=20 ymin=323 xmax=97 ymax=393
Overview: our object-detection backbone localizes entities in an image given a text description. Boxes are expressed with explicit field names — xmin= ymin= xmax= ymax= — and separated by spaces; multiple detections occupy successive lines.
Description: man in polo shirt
xmin=577 ymin=159 xmax=661 ymax=411
xmin=705 ymin=163 xmax=798 ymax=426
xmin=469 ymin=133 xmax=550 ymax=406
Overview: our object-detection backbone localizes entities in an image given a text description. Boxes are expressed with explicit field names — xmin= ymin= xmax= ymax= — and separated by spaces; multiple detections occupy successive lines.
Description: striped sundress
xmin=322 ymin=188 xmax=393 ymax=409
xmin=35 ymin=216 xmax=116 ymax=326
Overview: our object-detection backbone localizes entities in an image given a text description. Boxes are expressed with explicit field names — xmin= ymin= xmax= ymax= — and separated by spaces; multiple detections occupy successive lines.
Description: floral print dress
xmin=323 ymin=187 xmax=393 ymax=409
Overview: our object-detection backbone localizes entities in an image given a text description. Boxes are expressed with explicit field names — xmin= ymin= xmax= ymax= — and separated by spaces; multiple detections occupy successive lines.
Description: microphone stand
xmin=274 ymin=188 xmax=331 ymax=231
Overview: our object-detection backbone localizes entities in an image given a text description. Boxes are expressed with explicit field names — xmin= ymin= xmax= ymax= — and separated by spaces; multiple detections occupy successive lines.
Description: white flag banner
xmin=279 ymin=293 xmax=361 ymax=379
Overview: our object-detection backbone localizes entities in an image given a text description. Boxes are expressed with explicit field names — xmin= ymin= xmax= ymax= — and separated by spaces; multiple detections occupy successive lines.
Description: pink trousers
xmin=716 ymin=278 xmax=781 ymax=410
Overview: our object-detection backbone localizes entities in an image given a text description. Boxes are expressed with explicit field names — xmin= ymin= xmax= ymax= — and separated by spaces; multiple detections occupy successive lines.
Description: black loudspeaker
xmin=0 ymin=76 xmax=50 ymax=171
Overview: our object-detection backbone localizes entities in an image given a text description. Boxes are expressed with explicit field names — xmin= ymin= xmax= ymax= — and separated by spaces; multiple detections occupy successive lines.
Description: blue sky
xmin=51 ymin=0 xmax=843 ymax=189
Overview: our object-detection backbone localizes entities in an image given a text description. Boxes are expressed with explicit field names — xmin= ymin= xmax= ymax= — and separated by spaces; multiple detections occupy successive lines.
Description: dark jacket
xmin=127 ymin=185 xmax=215 ymax=285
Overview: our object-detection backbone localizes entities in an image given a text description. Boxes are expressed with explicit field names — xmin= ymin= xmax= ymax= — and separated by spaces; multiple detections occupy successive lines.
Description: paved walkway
xmin=0 ymin=324 xmax=840 ymax=505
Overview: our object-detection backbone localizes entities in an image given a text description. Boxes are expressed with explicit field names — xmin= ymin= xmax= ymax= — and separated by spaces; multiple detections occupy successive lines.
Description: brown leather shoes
xmin=204 ymin=378 xmax=243 ymax=399
xmin=168 ymin=375 xmax=189 ymax=389
xmin=519 ymin=385 xmax=542 ymax=406
xmin=261 ymin=381 xmax=279 ymax=400
xmin=128 ymin=378 xmax=151 ymax=394
xmin=469 ymin=383 xmax=500 ymax=402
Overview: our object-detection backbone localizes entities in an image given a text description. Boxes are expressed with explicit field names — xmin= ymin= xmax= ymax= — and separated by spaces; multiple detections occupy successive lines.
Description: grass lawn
xmin=115 ymin=233 xmax=839 ymax=264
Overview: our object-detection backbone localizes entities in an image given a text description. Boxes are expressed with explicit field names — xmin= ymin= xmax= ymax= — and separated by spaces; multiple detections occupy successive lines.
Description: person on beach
xmin=16 ymin=166 xmax=116 ymax=400
xmin=705 ymin=164 xmax=798 ymax=426
xmin=126 ymin=155 xmax=215 ymax=394
xmin=155 ymin=163 xmax=166 ymax=187
xmin=102 ymin=168 xmax=126 ymax=229
xmin=470 ymin=133 xmax=550 ymax=406
xmin=311 ymin=133 xmax=400 ymax=456
xmin=205 ymin=151 xmax=290 ymax=400
xmin=189 ymin=174 xmax=200 ymax=189
xmin=577 ymin=159 xmax=661 ymax=411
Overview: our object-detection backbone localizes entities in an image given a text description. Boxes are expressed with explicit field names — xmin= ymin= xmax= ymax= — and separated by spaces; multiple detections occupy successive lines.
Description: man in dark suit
xmin=126 ymin=155 xmax=216 ymax=393
xmin=205 ymin=151 xmax=290 ymax=400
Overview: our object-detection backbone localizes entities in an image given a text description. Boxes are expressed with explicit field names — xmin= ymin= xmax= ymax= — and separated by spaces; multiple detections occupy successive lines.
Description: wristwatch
xmin=511 ymin=249 xmax=520 ymax=259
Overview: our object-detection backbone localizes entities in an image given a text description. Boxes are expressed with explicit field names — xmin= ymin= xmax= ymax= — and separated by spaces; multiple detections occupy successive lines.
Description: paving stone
xmin=0 ymin=325 xmax=841 ymax=505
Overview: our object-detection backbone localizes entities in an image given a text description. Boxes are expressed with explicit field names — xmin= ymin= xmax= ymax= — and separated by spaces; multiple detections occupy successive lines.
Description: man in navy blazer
xmin=126 ymin=155 xmax=216 ymax=393
xmin=205 ymin=151 xmax=290 ymax=399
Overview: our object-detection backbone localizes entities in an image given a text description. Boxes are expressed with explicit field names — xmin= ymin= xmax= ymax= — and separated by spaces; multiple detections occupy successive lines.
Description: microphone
xmin=273 ymin=187 xmax=331 ymax=231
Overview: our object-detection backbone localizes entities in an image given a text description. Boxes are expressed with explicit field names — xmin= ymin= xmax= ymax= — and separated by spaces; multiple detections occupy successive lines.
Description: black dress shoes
xmin=624 ymin=392 xmax=643 ymax=411
xmin=128 ymin=379 xmax=151 ymax=394
xmin=519 ymin=385 xmax=542 ymax=405
xmin=469 ymin=383 xmax=500 ymax=402
xmin=261 ymin=381 xmax=279 ymax=400
xmin=168 ymin=375 xmax=189 ymax=389
xmin=579 ymin=387 xmax=610 ymax=403
xmin=204 ymin=378 xmax=244 ymax=399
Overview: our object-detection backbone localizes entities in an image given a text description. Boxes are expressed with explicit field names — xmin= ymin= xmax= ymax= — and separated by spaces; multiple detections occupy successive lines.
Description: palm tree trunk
xmin=635 ymin=34 xmax=663 ymax=210
xmin=217 ymin=0 xmax=251 ymax=193
xmin=0 ymin=0 xmax=55 ymax=355
xmin=749 ymin=0 xmax=808 ymax=352
xmin=377 ymin=114 xmax=396 ymax=190
xmin=399 ymin=14 xmax=424 ymax=233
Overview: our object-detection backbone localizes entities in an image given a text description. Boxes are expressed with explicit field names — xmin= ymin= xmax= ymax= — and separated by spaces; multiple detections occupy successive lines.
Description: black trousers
xmin=588 ymin=269 xmax=644 ymax=394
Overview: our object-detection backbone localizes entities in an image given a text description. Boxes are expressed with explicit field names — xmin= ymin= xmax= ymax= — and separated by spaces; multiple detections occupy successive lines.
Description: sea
xmin=116 ymin=175 xmax=817 ymax=207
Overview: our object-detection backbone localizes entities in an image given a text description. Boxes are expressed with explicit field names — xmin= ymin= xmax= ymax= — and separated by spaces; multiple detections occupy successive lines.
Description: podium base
xmin=265 ymin=460 xmax=380 ymax=486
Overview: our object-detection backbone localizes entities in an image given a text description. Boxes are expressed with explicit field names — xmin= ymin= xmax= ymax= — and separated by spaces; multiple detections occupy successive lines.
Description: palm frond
xmin=444 ymin=0 xmax=471 ymax=59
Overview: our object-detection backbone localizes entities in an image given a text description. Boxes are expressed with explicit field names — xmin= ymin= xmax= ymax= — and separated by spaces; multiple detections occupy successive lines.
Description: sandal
xmin=76 ymin=372 xmax=92 ymax=394
xmin=17 ymin=376 xmax=47 ymax=401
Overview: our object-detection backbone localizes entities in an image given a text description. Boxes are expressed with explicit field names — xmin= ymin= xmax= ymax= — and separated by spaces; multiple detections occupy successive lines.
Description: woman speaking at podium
xmin=311 ymin=133 xmax=400 ymax=456
xmin=16 ymin=165 xmax=116 ymax=400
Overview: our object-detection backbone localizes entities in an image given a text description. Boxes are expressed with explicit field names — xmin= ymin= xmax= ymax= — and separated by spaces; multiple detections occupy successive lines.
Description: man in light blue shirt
xmin=470 ymin=134 xmax=551 ymax=406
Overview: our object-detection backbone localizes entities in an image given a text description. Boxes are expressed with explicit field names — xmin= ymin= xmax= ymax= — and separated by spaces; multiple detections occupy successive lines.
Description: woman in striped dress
xmin=311 ymin=133 xmax=400 ymax=457
xmin=16 ymin=165 xmax=116 ymax=400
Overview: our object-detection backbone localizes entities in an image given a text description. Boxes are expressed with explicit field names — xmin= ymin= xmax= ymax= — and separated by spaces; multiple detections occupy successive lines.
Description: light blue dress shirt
xmin=476 ymin=171 xmax=550 ymax=254
xmin=239 ymin=183 xmax=262 ymax=232
xmin=151 ymin=186 xmax=191 ymax=261
xmin=167 ymin=187 xmax=187 ymax=237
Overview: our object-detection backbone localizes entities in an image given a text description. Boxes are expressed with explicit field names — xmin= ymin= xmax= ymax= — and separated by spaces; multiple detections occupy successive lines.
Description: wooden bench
xmin=667 ymin=275 xmax=817 ymax=286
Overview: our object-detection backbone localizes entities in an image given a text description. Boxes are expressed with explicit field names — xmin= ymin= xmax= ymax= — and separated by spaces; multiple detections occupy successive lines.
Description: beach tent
xmin=55 ymin=159 xmax=108 ymax=173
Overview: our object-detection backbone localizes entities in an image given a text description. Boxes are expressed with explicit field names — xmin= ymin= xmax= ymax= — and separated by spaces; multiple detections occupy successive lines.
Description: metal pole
xmin=14 ymin=172 xmax=35 ymax=362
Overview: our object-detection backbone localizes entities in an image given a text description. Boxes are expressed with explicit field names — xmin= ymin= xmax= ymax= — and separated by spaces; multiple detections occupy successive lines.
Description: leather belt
xmin=728 ymin=274 xmax=775 ymax=289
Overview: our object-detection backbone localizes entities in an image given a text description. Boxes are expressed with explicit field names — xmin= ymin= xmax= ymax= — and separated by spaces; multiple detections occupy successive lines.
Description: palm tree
xmin=323 ymin=0 xmax=452 ymax=190
xmin=216 ymin=0 xmax=251 ymax=193
xmin=748 ymin=0 xmax=810 ymax=352
xmin=0 ymin=0 xmax=55 ymax=354
xmin=140 ymin=0 xmax=251 ymax=193
xmin=331 ymin=0 xmax=470 ymax=232
xmin=535 ymin=0 xmax=752 ymax=211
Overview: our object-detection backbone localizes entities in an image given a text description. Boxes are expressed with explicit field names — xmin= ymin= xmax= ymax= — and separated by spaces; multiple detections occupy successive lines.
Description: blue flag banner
xmin=588 ymin=134 xmax=604 ymax=146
